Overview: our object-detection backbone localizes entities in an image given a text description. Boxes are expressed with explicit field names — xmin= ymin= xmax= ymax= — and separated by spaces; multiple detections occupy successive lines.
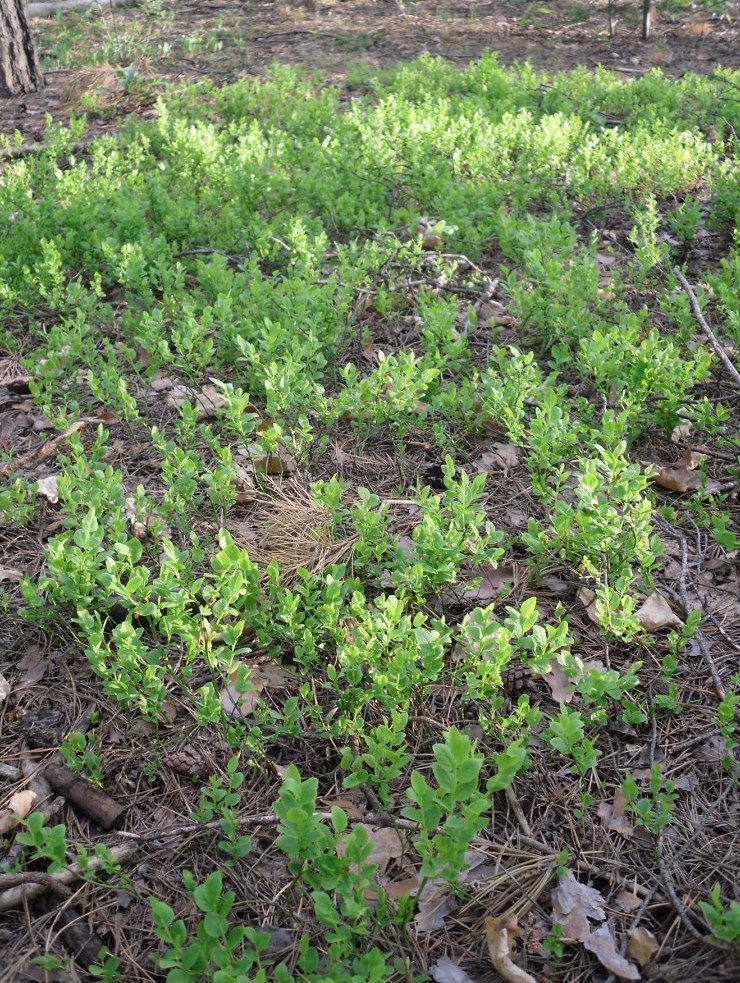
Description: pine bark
xmin=642 ymin=0 xmax=652 ymax=41
xmin=0 ymin=0 xmax=43 ymax=98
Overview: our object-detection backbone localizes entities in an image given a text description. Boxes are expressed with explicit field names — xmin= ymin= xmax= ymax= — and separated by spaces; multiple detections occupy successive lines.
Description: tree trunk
xmin=0 ymin=0 xmax=43 ymax=98
xmin=642 ymin=0 xmax=652 ymax=41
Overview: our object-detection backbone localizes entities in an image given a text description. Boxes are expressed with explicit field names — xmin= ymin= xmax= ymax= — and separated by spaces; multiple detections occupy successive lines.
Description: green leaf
xmin=193 ymin=871 xmax=222 ymax=913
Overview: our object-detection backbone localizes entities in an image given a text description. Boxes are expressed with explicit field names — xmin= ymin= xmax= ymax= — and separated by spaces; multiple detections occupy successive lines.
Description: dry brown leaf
xmin=597 ymin=787 xmax=633 ymax=839
xmin=150 ymin=371 xmax=174 ymax=393
xmin=411 ymin=846 xmax=490 ymax=931
xmin=17 ymin=652 xmax=49 ymax=689
xmin=577 ymin=586 xmax=600 ymax=625
xmin=553 ymin=871 xmax=606 ymax=937
xmin=670 ymin=420 xmax=694 ymax=444
xmin=636 ymin=593 xmax=681 ymax=632
xmin=429 ymin=956 xmax=476 ymax=983
xmin=124 ymin=497 xmax=149 ymax=539
xmin=419 ymin=218 xmax=444 ymax=250
xmin=0 ymin=567 xmax=23 ymax=583
xmin=250 ymin=660 xmax=299 ymax=689
xmin=552 ymin=871 xmax=639 ymax=979
xmin=318 ymin=796 xmax=364 ymax=820
xmin=653 ymin=449 xmax=702 ymax=494
xmin=583 ymin=924 xmax=640 ymax=979
xmin=131 ymin=718 xmax=156 ymax=738
xmin=85 ymin=408 xmax=119 ymax=425
xmin=414 ymin=879 xmax=456 ymax=932
xmin=35 ymin=474 xmax=59 ymax=503
xmin=541 ymin=574 xmax=569 ymax=593
xmin=234 ymin=464 xmax=255 ymax=504
xmin=337 ymin=825 xmax=405 ymax=878
xmin=460 ymin=564 xmax=515 ymax=603
xmin=252 ymin=452 xmax=296 ymax=476
xmin=0 ymin=790 xmax=37 ymax=834
xmin=485 ymin=915 xmax=537 ymax=983
xmin=477 ymin=443 xmax=520 ymax=473
xmin=166 ymin=383 xmax=227 ymax=420
xmin=615 ymin=890 xmax=643 ymax=913
xmin=627 ymin=927 xmax=658 ymax=966
xmin=0 ymin=673 xmax=10 ymax=704
xmin=672 ymin=772 xmax=697 ymax=792
xmin=220 ymin=667 xmax=263 ymax=718
xmin=220 ymin=660 xmax=298 ymax=718
xmin=383 ymin=873 xmax=421 ymax=900
xmin=542 ymin=658 xmax=576 ymax=704
xmin=692 ymin=733 xmax=728 ymax=763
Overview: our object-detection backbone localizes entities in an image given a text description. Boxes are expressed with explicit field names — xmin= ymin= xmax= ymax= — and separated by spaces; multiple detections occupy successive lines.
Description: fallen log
xmin=29 ymin=0 xmax=137 ymax=17
xmin=44 ymin=764 xmax=126 ymax=830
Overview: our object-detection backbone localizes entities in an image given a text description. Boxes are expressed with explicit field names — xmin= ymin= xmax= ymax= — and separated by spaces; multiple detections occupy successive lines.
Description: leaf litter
xmin=551 ymin=871 xmax=640 ymax=979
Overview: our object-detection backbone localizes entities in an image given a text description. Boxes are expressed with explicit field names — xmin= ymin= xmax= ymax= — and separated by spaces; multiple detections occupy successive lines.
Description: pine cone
xmin=501 ymin=662 xmax=534 ymax=701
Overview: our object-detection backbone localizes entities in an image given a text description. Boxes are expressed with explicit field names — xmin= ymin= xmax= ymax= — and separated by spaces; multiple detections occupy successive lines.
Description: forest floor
xmin=0 ymin=2 xmax=739 ymax=983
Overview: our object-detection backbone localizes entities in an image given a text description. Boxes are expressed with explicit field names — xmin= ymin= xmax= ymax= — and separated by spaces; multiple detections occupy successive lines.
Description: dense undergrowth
xmin=1 ymin=54 xmax=739 ymax=982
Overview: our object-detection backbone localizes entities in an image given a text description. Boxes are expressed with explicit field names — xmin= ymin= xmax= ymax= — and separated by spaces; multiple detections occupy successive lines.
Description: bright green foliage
xmin=15 ymin=814 xmax=68 ymax=873
xmin=401 ymin=728 xmax=489 ymax=884
xmin=622 ymin=764 xmax=679 ymax=835
xmin=190 ymin=758 xmax=253 ymax=865
xmin=341 ymin=710 xmax=413 ymax=806
xmin=699 ymin=884 xmax=740 ymax=944
xmin=544 ymin=707 xmax=602 ymax=775
xmin=2 ymin=50 xmax=738 ymax=978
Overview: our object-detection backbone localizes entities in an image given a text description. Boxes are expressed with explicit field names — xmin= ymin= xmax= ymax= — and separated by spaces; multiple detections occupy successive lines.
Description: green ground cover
xmin=0 ymin=52 xmax=738 ymax=983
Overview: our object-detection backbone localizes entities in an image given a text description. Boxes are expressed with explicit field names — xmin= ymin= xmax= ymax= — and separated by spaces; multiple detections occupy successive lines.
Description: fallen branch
xmin=0 ymin=841 xmax=138 ymax=912
xmin=1 ymin=141 xmax=85 ymax=162
xmin=45 ymin=763 xmax=126 ymax=830
xmin=677 ymin=533 xmax=726 ymax=699
xmin=0 ymin=871 xmax=72 ymax=900
xmin=0 ymin=420 xmax=85 ymax=477
xmin=38 ymin=897 xmax=106 ymax=968
xmin=675 ymin=269 xmax=740 ymax=389
xmin=114 ymin=809 xmax=421 ymax=844
xmin=28 ymin=0 xmax=137 ymax=17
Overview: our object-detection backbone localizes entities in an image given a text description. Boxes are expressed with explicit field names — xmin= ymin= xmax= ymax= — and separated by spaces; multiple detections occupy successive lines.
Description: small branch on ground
xmin=504 ymin=784 xmax=532 ymax=838
xmin=675 ymin=269 xmax=740 ymax=389
xmin=0 ymin=842 xmax=138 ymax=912
xmin=37 ymin=897 xmax=107 ymax=968
xmin=1 ymin=141 xmax=86 ymax=162
xmin=0 ymin=421 xmax=85 ymax=477
xmin=45 ymin=764 xmax=126 ymax=830
xmin=676 ymin=534 xmax=727 ymax=699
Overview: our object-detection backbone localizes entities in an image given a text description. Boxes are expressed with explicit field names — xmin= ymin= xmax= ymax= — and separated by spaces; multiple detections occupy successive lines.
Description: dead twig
xmin=675 ymin=270 xmax=740 ymax=389
xmin=172 ymin=248 xmax=245 ymax=269
xmin=0 ymin=872 xmax=72 ymax=899
xmin=114 ymin=810 xmax=421 ymax=844
xmin=504 ymin=784 xmax=532 ymax=839
xmin=0 ymin=421 xmax=85 ymax=478
xmin=677 ymin=535 xmax=726 ymax=699
xmin=656 ymin=838 xmax=706 ymax=941
xmin=0 ymin=842 xmax=138 ymax=912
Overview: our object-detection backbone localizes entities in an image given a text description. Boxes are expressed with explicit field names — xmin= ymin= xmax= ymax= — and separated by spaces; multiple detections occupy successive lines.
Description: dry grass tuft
xmin=235 ymin=478 xmax=357 ymax=582
xmin=59 ymin=65 xmax=133 ymax=111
